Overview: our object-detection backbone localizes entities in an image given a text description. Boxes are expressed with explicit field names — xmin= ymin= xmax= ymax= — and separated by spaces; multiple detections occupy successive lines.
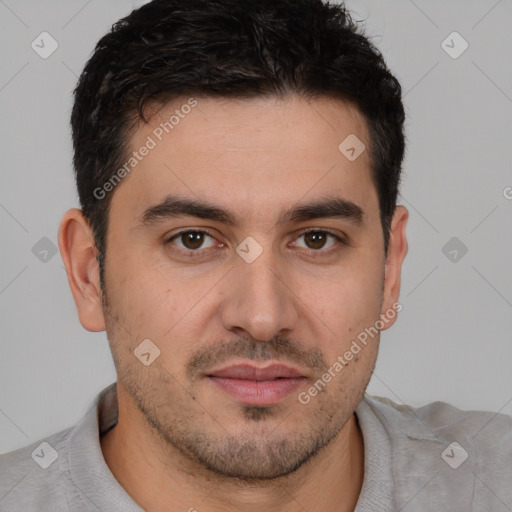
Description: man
xmin=1 ymin=0 xmax=510 ymax=510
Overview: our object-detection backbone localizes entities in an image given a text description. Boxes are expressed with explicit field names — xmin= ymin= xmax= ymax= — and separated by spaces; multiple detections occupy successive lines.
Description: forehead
xmin=110 ymin=95 xmax=378 ymax=224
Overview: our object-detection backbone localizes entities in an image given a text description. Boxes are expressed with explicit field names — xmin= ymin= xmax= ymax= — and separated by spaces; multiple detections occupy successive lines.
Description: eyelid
xmin=291 ymin=227 xmax=349 ymax=250
xmin=166 ymin=227 xmax=217 ymax=241
xmin=165 ymin=228 xmax=219 ymax=254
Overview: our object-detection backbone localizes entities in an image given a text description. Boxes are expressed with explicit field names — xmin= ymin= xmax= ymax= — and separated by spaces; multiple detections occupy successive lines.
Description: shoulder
xmin=363 ymin=393 xmax=512 ymax=442
xmin=0 ymin=426 xmax=74 ymax=510
xmin=361 ymin=394 xmax=512 ymax=511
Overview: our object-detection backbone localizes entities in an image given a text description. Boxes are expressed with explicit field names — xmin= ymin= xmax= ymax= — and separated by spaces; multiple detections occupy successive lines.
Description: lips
xmin=208 ymin=364 xmax=305 ymax=380
xmin=206 ymin=363 xmax=307 ymax=406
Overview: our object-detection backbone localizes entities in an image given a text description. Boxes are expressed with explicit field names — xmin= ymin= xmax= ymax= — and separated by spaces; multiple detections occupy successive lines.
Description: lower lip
xmin=207 ymin=376 xmax=306 ymax=406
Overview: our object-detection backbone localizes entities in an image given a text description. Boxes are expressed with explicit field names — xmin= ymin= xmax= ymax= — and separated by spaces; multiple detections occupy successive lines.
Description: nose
xmin=219 ymin=250 xmax=299 ymax=342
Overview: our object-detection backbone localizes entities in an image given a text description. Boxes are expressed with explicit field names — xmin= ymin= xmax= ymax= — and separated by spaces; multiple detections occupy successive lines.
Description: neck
xmin=101 ymin=385 xmax=365 ymax=512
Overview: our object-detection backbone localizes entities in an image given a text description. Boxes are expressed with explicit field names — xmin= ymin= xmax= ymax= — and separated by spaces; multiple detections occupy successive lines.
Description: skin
xmin=59 ymin=94 xmax=408 ymax=512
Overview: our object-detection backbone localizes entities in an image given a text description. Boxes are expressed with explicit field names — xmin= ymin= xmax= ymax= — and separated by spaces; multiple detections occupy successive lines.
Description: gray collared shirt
xmin=1 ymin=382 xmax=511 ymax=511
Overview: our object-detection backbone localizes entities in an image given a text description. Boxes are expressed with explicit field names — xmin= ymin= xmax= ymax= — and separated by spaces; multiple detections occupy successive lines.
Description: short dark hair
xmin=71 ymin=0 xmax=405 ymax=281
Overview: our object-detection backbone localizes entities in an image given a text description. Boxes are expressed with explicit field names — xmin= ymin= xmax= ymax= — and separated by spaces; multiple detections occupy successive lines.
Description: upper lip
xmin=207 ymin=363 xmax=306 ymax=380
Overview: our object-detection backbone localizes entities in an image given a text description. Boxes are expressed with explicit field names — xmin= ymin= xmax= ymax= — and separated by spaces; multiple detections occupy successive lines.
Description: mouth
xmin=205 ymin=363 xmax=307 ymax=406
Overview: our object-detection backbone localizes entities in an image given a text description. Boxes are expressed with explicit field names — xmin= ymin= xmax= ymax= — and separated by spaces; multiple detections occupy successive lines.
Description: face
xmin=93 ymin=95 xmax=404 ymax=480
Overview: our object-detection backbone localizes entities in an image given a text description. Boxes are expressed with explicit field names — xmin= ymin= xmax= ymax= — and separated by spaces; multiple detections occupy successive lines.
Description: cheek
xmin=299 ymin=255 xmax=384 ymax=358
xmin=104 ymin=252 xmax=218 ymax=369
xmin=308 ymin=258 xmax=383 ymax=322
xmin=104 ymin=249 xmax=178 ymax=341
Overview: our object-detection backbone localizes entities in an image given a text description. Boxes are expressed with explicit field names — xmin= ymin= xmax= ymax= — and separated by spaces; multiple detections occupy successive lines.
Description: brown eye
xmin=294 ymin=230 xmax=344 ymax=252
xmin=168 ymin=230 xmax=217 ymax=252
xmin=181 ymin=231 xmax=205 ymax=249
xmin=303 ymin=231 xmax=328 ymax=249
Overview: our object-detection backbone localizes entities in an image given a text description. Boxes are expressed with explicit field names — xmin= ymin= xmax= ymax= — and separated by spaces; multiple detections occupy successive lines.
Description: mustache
xmin=187 ymin=335 xmax=328 ymax=380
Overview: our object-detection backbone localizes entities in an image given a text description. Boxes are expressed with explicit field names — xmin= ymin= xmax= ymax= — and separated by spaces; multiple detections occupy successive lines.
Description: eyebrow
xmin=139 ymin=194 xmax=365 ymax=228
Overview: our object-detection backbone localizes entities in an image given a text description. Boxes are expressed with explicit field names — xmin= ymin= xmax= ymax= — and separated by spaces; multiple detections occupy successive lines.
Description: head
xmin=59 ymin=0 xmax=408 ymax=480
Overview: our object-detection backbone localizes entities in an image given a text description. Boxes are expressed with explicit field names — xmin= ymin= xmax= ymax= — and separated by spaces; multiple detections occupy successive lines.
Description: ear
xmin=58 ymin=208 xmax=106 ymax=332
xmin=380 ymin=205 xmax=408 ymax=330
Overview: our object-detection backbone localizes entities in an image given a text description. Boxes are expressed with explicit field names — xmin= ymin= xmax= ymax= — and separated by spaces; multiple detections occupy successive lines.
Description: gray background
xmin=1 ymin=0 xmax=511 ymax=454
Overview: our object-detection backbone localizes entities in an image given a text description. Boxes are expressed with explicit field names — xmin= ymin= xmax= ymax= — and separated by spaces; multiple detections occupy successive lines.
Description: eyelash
xmin=165 ymin=228 xmax=348 ymax=258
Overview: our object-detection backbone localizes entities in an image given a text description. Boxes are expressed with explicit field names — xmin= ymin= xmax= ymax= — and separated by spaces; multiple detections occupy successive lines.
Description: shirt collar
xmin=67 ymin=382 xmax=143 ymax=511
xmin=67 ymin=384 xmax=397 ymax=511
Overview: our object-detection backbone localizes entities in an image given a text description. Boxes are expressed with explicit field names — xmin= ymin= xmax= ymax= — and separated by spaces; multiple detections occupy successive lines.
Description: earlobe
xmin=58 ymin=208 xmax=106 ymax=332
xmin=380 ymin=205 xmax=409 ymax=329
